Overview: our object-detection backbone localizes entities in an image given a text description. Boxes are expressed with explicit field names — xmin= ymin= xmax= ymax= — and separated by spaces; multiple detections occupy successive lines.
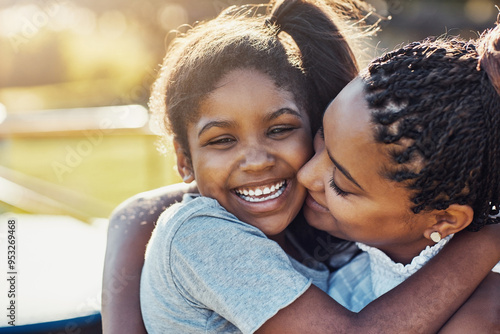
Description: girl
xmin=140 ymin=1 xmax=359 ymax=331
xmin=105 ymin=1 xmax=362 ymax=331
xmin=298 ymin=21 xmax=500 ymax=328
xmin=102 ymin=1 xmax=500 ymax=333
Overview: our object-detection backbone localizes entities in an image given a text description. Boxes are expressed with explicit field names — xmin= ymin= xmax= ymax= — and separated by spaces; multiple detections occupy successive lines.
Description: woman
xmin=298 ymin=25 xmax=500 ymax=327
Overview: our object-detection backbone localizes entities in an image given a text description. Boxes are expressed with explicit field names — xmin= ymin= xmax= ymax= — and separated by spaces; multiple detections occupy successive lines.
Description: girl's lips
xmin=234 ymin=180 xmax=286 ymax=201
xmin=304 ymin=193 xmax=330 ymax=213
xmin=232 ymin=179 xmax=293 ymax=213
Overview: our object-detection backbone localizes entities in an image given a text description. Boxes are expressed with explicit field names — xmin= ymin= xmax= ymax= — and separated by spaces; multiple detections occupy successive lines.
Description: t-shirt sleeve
xmin=168 ymin=203 xmax=311 ymax=334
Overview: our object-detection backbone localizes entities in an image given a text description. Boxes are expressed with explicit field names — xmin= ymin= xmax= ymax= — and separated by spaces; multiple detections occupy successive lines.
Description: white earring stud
xmin=430 ymin=231 xmax=442 ymax=243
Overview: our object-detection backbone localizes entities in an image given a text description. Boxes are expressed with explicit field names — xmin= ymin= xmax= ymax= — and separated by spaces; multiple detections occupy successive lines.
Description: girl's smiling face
xmin=179 ymin=69 xmax=313 ymax=237
xmin=298 ymin=79 xmax=438 ymax=263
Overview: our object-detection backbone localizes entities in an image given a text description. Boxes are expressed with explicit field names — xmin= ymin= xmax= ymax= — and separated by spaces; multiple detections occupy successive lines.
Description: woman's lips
xmin=304 ymin=193 xmax=330 ymax=213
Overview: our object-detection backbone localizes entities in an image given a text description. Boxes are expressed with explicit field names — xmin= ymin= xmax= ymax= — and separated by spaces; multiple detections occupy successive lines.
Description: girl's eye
xmin=268 ymin=125 xmax=296 ymax=137
xmin=329 ymin=176 xmax=350 ymax=197
xmin=206 ymin=137 xmax=235 ymax=147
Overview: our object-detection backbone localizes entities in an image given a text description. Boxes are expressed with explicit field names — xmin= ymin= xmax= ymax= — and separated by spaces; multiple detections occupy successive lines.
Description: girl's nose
xmin=298 ymin=151 xmax=324 ymax=192
xmin=239 ymin=146 xmax=275 ymax=172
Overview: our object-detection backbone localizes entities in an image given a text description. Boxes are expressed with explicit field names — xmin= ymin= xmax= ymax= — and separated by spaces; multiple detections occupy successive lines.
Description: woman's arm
xmin=257 ymin=225 xmax=500 ymax=333
xmin=102 ymin=184 xmax=499 ymax=334
xmin=438 ymin=272 xmax=500 ymax=333
xmin=101 ymin=182 xmax=197 ymax=334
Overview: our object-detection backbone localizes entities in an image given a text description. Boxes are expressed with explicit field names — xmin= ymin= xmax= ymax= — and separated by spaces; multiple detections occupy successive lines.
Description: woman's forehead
xmin=323 ymin=79 xmax=397 ymax=191
xmin=324 ymin=79 xmax=369 ymax=135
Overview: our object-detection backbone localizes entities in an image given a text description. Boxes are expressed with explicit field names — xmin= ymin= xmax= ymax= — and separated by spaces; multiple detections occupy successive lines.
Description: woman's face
xmin=183 ymin=69 xmax=313 ymax=237
xmin=298 ymin=79 xmax=435 ymax=263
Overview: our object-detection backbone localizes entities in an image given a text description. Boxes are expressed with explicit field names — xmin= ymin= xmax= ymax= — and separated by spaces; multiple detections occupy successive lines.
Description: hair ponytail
xmin=478 ymin=23 xmax=500 ymax=95
xmin=266 ymin=0 xmax=376 ymax=259
xmin=267 ymin=0 xmax=363 ymax=129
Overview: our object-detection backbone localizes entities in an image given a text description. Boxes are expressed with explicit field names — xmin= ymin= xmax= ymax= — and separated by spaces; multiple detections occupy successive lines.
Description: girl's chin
xmin=250 ymin=219 xmax=289 ymax=238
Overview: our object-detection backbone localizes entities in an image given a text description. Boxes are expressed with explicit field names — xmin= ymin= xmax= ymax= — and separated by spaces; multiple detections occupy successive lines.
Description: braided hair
xmin=360 ymin=26 xmax=500 ymax=231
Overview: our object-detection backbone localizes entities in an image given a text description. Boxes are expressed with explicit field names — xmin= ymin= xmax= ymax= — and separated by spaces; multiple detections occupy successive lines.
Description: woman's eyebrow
xmin=326 ymin=148 xmax=364 ymax=191
xmin=265 ymin=108 xmax=302 ymax=122
xmin=198 ymin=120 xmax=236 ymax=137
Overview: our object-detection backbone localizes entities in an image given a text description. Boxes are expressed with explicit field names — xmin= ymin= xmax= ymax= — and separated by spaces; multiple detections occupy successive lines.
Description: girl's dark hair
xmin=360 ymin=25 xmax=500 ymax=231
xmin=150 ymin=0 xmax=371 ymax=159
xmin=267 ymin=0 xmax=363 ymax=130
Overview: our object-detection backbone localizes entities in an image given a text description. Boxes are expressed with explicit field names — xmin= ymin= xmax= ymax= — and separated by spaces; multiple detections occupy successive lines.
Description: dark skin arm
xmin=101 ymin=182 xmax=197 ymax=334
xmin=256 ymin=226 xmax=500 ymax=333
xmin=102 ymin=184 xmax=500 ymax=334
xmin=437 ymin=272 xmax=500 ymax=334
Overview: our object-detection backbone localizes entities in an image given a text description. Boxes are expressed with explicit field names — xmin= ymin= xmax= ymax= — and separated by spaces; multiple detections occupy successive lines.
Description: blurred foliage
xmin=3 ymin=134 xmax=181 ymax=210
xmin=0 ymin=0 xmax=498 ymax=109
xmin=371 ymin=0 xmax=499 ymax=53
xmin=0 ymin=0 xmax=498 ymax=218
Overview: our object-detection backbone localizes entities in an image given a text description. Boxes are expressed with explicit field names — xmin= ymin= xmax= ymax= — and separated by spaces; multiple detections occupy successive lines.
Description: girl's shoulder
xmin=108 ymin=183 xmax=197 ymax=228
xmin=156 ymin=194 xmax=264 ymax=242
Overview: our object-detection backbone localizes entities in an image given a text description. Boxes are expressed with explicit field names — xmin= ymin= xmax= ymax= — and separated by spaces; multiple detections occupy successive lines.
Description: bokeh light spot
xmin=464 ymin=0 xmax=495 ymax=25
xmin=98 ymin=10 xmax=127 ymax=39
xmin=157 ymin=4 xmax=189 ymax=32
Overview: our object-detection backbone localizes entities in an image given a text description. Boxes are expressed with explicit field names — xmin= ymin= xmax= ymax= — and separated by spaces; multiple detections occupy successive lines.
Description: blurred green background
xmin=0 ymin=0 xmax=498 ymax=220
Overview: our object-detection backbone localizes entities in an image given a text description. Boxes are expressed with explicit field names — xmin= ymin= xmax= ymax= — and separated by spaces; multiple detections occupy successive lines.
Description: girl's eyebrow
xmin=198 ymin=108 xmax=301 ymax=137
xmin=326 ymin=148 xmax=364 ymax=191
xmin=198 ymin=120 xmax=236 ymax=137
xmin=265 ymin=108 xmax=303 ymax=122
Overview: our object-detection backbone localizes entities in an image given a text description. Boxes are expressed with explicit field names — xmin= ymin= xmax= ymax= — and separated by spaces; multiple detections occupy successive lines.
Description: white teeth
xmin=238 ymin=185 xmax=286 ymax=202
xmin=234 ymin=181 xmax=287 ymax=203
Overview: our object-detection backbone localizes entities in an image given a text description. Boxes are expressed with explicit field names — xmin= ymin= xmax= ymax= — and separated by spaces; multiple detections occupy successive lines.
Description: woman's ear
xmin=173 ymin=140 xmax=195 ymax=184
xmin=424 ymin=204 xmax=474 ymax=241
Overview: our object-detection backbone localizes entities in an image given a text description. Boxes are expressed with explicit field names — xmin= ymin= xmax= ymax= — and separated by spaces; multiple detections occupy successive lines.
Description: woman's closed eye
xmin=329 ymin=176 xmax=350 ymax=197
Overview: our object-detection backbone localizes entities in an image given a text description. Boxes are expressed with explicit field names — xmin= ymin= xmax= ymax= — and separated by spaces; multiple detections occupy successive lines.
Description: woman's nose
xmin=239 ymin=146 xmax=275 ymax=172
xmin=298 ymin=151 xmax=324 ymax=192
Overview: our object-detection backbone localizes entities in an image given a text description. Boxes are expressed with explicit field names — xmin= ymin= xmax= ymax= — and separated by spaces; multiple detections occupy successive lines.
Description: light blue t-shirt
xmin=141 ymin=195 xmax=329 ymax=334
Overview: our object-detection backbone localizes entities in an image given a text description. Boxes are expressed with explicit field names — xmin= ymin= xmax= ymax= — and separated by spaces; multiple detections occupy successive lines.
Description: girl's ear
xmin=424 ymin=204 xmax=474 ymax=241
xmin=173 ymin=140 xmax=195 ymax=184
